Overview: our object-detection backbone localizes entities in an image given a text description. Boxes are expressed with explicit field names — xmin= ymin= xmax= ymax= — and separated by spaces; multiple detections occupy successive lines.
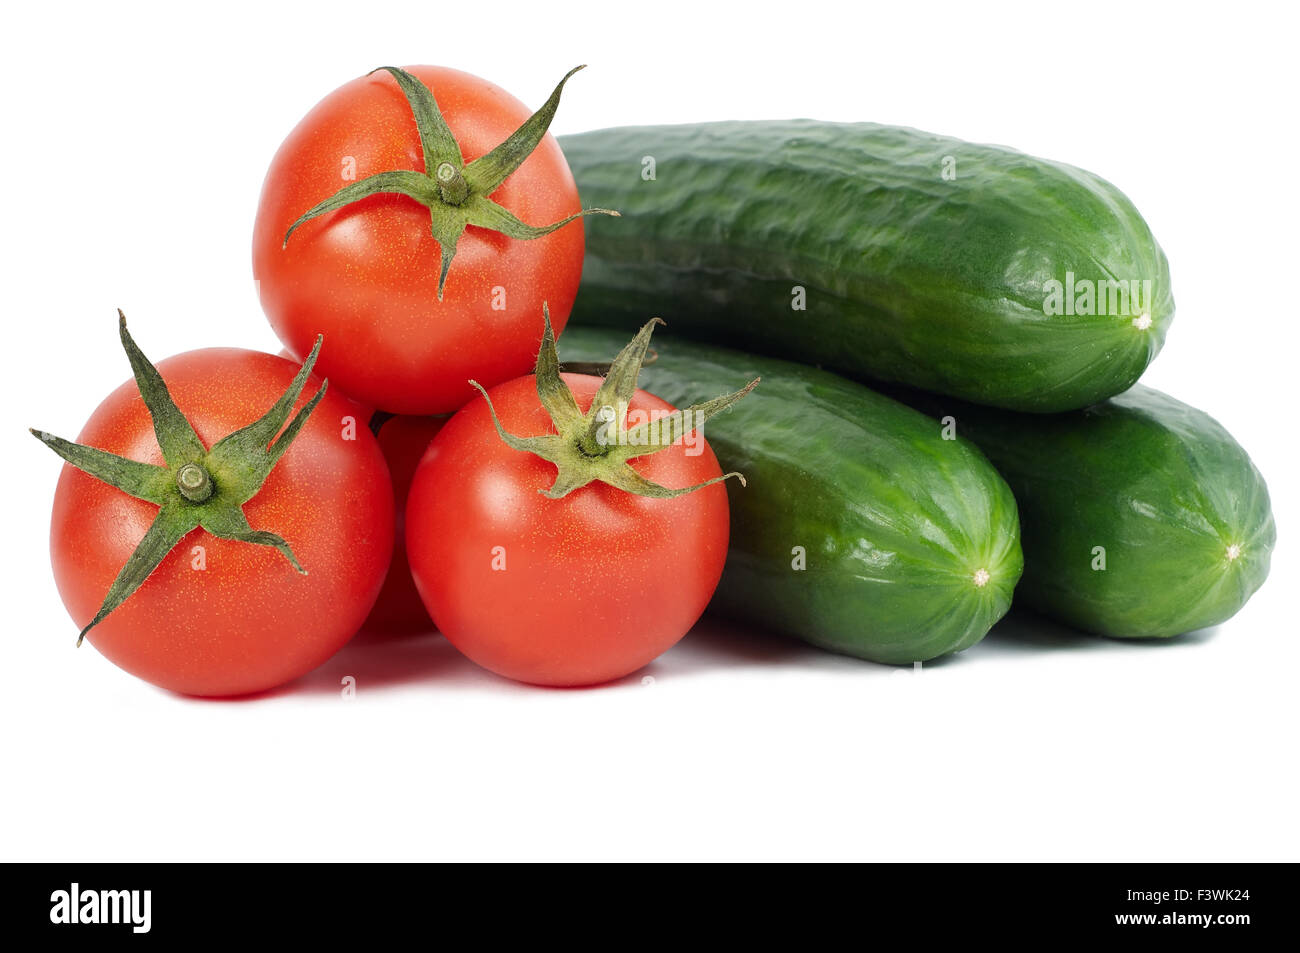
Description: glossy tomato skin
xmin=252 ymin=66 xmax=586 ymax=415
xmin=362 ymin=415 xmax=446 ymax=633
xmin=48 ymin=349 xmax=394 ymax=697
xmin=406 ymin=374 xmax=730 ymax=687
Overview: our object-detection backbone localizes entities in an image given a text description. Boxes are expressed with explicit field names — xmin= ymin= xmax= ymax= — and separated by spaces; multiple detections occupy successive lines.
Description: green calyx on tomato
xmin=282 ymin=65 xmax=618 ymax=299
xmin=31 ymin=311 xmax=327 ymax=644
xmin=471 ymin=307 xmax=759 ymax=500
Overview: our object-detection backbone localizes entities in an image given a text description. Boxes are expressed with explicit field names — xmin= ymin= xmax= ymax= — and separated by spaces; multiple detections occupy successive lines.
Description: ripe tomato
xmin=252 ymin=66 xmax=588 ymax=414
xmin=362 ymin=414 xmax=446 ymax=633
xmin=405 ymin=373 xmax=731 ymax=687
xmin=48 ymin=349 xmax=394 ymax=696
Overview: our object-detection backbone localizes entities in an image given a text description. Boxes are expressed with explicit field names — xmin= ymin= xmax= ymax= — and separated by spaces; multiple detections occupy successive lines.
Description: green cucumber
xmin=560 ymin=121 xmax=1173 ymax=413
xmin=892 ymin=385 xmax=1274 ymax=637
xmin=559 ymin=327 xmax=1023 ymax=664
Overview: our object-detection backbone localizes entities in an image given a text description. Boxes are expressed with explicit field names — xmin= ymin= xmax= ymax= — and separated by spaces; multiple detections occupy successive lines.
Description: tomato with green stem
xmin=405 ymin=311 xmax=758 ymax=687
xmin=253 ymin=65 xmax=615 ymax=414
xmin=33 ymin=314 xmax=394 ymax=697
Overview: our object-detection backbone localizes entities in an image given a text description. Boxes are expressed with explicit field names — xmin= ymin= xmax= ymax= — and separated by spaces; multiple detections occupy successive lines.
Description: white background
xmin=1 ymin=1 xmax=1295 ymax=861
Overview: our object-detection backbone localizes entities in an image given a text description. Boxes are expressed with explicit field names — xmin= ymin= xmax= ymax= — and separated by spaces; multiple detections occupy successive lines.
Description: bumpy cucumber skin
xmin=894 ymin=385 xmax=1274 ymax=637
xmin=559 ymin=327 xmax=1023 ymax=664
xmin=560 ymin=121 xmax=1174 ymax=413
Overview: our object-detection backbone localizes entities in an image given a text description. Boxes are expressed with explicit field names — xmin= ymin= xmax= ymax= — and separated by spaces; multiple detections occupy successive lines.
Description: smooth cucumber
xmin=891 ymin=385 xmax=1274 ymax=636
xmin=560 ymin=121 xmax=1173 ymax=413
xmin=559 ymin=327 xmax=1023 ymax=664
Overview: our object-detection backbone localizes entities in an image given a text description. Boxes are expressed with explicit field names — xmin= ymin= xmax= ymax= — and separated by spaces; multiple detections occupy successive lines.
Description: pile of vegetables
xmin=31 ymin=65 xmax=1274 ymax=695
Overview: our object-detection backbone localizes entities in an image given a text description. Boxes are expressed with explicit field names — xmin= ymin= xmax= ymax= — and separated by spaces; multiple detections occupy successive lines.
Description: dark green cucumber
xmin=891 ymin=385 xmax=1274 ymax=637
xmin=559 ymin=327 xmax=1023 ymax=664
xmin=560 ymin=121 xmax=1173 ymax=413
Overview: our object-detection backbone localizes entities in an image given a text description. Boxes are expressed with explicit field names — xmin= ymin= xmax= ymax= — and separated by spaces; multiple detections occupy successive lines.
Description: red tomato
xmin=48 ymin=350 xmax=394 ymax=696
xmin=252 ymin=66 xmax=586 ymax=414
xmin=405 ymin=374 xmax=731 ymax=687
xmin=362 ymin=415 xmax=446 ymax=633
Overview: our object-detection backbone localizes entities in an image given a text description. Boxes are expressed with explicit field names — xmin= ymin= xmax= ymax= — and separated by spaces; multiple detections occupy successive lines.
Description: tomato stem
xmin=176 ymin=463 xmax=214 ymax=502
xmin=576 ymin=409 xmax=614 ymax=458
xmin=470 ymin=305 xmax=758 ymax=500
xmin=435 ymin=162 xmax=468 ymax=205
